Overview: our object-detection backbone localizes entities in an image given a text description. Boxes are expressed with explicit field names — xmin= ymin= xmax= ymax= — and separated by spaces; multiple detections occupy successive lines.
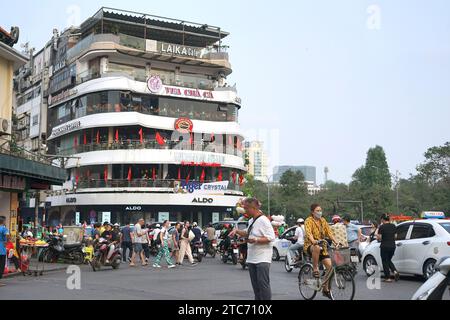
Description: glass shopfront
xmin=48 ymin=90 xmax=239 ymax=131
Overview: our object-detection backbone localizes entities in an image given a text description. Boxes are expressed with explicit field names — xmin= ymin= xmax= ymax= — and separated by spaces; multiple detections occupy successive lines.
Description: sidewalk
xmin=3 ymin=262 xmax=69 ymax=278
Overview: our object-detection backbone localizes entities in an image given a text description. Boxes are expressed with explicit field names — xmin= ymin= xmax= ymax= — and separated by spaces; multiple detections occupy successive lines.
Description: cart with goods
xmin=19 ymin=238 xmax=49 ymax=276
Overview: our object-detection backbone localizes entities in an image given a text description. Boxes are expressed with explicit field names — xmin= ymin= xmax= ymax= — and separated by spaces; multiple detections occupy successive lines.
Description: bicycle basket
xmin=330 ymin=247 xmax=351 ymax=267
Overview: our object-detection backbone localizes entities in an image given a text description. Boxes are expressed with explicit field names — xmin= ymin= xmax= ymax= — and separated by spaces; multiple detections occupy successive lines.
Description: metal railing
xmin=0 ymin=139 xmax=53 ymax=165
xmin=76 ymin=178 xmax=243 ymax=191
xmin=57 ymin=139 xmax=243 ymax=158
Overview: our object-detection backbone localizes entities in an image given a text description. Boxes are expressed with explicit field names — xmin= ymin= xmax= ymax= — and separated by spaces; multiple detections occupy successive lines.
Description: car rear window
xmin=438 ymin=222 xmax=450 ymax=234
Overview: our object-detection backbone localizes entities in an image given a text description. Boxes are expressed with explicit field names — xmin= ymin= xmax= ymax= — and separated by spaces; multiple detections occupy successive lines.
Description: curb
xmin=3 ymin=266 xmax=68 ymax=279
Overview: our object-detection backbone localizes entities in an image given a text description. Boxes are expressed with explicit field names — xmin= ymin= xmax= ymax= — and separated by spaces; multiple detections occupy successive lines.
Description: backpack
xmin=154 ymin=229 xmax=162 ymax=245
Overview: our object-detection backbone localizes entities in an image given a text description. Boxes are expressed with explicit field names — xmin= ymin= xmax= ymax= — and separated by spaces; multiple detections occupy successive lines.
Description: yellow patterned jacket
xmin=303 ymin=215 xmax=334 ymax=256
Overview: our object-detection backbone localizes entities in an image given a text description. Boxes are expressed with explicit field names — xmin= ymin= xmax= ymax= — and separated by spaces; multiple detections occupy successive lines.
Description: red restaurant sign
xmin=174 ymin=118 xmax=194 ymax=133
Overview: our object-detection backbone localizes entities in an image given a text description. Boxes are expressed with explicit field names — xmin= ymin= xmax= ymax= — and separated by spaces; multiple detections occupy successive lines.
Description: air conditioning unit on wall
xmin=0 ymin=118 xmax=10 ymax=135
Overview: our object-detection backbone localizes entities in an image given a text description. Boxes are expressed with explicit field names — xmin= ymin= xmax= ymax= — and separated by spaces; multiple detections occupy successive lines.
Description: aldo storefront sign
xmin=192 ymin=198 xmax=213 ymax=204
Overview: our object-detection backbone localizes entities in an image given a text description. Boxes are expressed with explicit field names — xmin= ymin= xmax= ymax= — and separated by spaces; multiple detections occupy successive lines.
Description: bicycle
xmin=298 ymin=240 xmax=355 ymax=300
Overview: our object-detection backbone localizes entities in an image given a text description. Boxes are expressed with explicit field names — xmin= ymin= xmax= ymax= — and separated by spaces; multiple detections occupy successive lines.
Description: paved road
xmin=1 ymin=255 xmax=447 ymax=300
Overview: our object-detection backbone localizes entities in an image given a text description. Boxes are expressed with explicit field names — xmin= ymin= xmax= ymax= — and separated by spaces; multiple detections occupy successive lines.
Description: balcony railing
xmin=76 ymin=178 xmax=243 ymax=192
xmin=57 ymin=140 xmax=244 ymax=158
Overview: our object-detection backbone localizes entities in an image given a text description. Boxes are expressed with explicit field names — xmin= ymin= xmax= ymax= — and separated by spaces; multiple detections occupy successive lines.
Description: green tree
xmin=416 ymin=142 xmax=450 ymax=185
xmin=350 ymin=145 xmax=393 ymax=220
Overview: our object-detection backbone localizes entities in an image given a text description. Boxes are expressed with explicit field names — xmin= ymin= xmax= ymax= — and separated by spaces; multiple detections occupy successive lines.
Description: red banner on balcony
xmin=156 ymin=132 xmax=165 ymax=146
xmin=178 ymin=167 xmax=181 ymax=180
xmin=239 ymin=174 xmax=244 ymax=186
xmin=83 ymin=132 xmax=87 ymax=145
xmin=115 ymin=129 xmax=119 ymax=143
xmin=231 ymin=171 xmax=237 ymax=184
xmin=185 ymin=170 xmax=191 ymax=184
xmin=104 ymin=166 xmax=108 ymax=182
xmin=200 ymin=168 xmax=205 ymax=183
xmin=152 ymin=167 xmax=156 ymax=180
xmin=217 ymin=169 xmax=223 ymax=182
xmin=96 ymin=130 xmax=100 ymax=144
xmin=127 ymin=166 xmax=132 ymax=181
xmin=139 ymin=128 xmax=143 ymax=144
xmin=210 ymin=133 xmax=215 ymax=142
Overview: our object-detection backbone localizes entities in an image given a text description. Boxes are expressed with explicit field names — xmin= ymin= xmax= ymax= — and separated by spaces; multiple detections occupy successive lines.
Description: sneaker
xmin=129 ymin=263 xmax=136 ymax=267
xmin=394 ymin=271 xmax=400 ymax=282
xmin=127 ymin=257 xmax=131 ymax=262
xmin=168 ymin=264 xmax=176 ymax=269
xmin=105 ymin=259 xmax=110 ymax=264
xmin=153 ymin=264 xmax=161 ymax=268
xmin=191 ymin=263 xmax=198 ymax=266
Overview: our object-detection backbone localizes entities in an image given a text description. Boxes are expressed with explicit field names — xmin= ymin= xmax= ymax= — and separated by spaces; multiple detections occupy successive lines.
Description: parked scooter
xmin=90 ymin=238 xmax=122 ymax=271
xmin=412 ymin=256 xmax=450 ymax=300
xmin=40 ymin=234 xmax=85 ymax=264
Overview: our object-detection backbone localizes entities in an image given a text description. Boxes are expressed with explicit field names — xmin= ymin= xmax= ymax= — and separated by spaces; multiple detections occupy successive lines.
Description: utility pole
xmin=337 ymin=199 xmax=364 ymax=223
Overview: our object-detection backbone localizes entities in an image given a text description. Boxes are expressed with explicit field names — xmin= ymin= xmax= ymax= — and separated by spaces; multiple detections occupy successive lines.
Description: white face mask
xmin=314 ymin=211 xmax=323 ymax=219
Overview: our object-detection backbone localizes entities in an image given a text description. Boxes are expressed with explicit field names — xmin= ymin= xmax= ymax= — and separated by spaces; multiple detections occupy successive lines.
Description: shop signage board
xmin=158 ymin=212 xmax=170 ymax=222
xmin=212 ymin=212 xmax=220 ymax=223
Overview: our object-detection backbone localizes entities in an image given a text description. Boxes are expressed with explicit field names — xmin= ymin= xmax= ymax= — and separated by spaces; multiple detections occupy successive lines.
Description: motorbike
xmin=285 ymin=242 xmax=305 ymax=273
xmin=237 ymin=238 xmax=248 ymax=269
xmin=40 ymin=234 xmax=85 ymax=265
xmin=191 ymin=240 xmax=204 ymax=263
xmin=348 ymin=247 xmax=359 ymax=276
xmin=203 ymin=238 xmax=217 ymax=258
xmin=412 ymin=256 xmax=450 ymax=300
xmin=90 ymin=238 xmax=122 ymax=271
xmin=221 ymin=238 xmax=239 ymax=265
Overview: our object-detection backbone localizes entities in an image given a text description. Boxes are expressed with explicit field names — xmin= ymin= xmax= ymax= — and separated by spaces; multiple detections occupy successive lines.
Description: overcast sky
xmin=2 ymin=0 xmax=449 ymax=184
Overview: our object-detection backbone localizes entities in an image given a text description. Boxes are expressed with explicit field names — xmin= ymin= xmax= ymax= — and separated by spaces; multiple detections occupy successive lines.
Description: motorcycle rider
xmin=204 ymin=223 xmax=216 ymax=253
xmin=219 ymin=224 xmax=234 ymax=253
xmin=191 ymin=222 xmax=202 ymax=244
xmin=101 ymin=224 xmax=119 ymax=264
xmin=287 ymin=218 xmax=305 ymax=265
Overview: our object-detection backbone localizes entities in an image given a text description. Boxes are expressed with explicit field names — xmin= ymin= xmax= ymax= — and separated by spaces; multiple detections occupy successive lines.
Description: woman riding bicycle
xmin=304 ymin=203 xmax=340 ymax=300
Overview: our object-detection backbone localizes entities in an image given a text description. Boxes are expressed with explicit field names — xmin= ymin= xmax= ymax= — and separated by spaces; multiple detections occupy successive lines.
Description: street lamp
xmin=371 ymin=166 xmax=401 ymax=214
xmin=264 ymin=174 xmax=275 ymax=216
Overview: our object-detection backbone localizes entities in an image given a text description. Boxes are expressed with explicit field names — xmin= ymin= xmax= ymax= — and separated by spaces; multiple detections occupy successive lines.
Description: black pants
xmin=248 ymin=262 xmax=272 ymax=300
xmin=121 ymin=242 xmax=133 ymax=262
xmin=380 ymin=247 xmax=397 ymax=279
xmin=0 ymin=255 xmax=5 ymax=280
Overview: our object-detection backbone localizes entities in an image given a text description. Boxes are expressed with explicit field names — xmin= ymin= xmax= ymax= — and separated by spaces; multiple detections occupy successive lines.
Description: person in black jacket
xmin=376 ymin=214 xmax=400 ymax=282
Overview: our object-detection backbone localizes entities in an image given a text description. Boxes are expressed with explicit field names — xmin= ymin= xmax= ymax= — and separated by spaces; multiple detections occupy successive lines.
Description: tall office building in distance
xmin=244 ymin=141 xmax=268 ymax=182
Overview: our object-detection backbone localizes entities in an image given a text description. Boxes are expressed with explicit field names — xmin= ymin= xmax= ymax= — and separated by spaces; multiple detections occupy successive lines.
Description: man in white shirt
xmin=130 ymin=219 xmax=147 ymax=267
xmin=288 ymin=218 xmax=305 ymax=265
xmin=235 ymin=197 xmax=275 ymax=300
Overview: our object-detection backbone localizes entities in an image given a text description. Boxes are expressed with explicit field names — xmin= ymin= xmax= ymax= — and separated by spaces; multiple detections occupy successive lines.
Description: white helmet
xmin=297 ymin=218 xmax=305 ymax=224
xmin=193 ymin=222 xmax=198 ymax=227
xmin=156 ymin=224 xmax=161 ymax=228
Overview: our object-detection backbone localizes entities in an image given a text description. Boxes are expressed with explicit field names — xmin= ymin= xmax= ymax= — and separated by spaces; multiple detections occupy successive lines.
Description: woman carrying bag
xmin=177 ymin=221 xmax=197 ymax=266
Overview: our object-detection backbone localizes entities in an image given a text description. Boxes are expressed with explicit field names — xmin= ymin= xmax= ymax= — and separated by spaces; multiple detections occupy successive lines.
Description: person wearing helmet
xmin=287 ymin=218 xmax=305 ymax=265
xmin=330 ymin=215 xmax=348 ymax=248
xmin=219 ymin=223 xmax=234 ymax=253
xmin=191 ymin=222 xmax=202 ymax=244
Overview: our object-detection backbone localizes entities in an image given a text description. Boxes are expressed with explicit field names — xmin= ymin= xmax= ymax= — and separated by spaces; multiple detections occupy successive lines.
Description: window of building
xmin=32 ymin=115 xmax=38 ymax=126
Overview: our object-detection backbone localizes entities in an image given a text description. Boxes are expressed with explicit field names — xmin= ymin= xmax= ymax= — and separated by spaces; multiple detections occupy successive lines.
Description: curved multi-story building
xmin=44 ymin=8 xmax=246 ymax=226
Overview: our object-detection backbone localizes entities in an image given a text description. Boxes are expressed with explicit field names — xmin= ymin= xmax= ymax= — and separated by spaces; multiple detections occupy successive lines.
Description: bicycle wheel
xmin=298 ymin=263 xmax=317 ymax=300
xmin=329 ymin=268 xmax=355 ymax=300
